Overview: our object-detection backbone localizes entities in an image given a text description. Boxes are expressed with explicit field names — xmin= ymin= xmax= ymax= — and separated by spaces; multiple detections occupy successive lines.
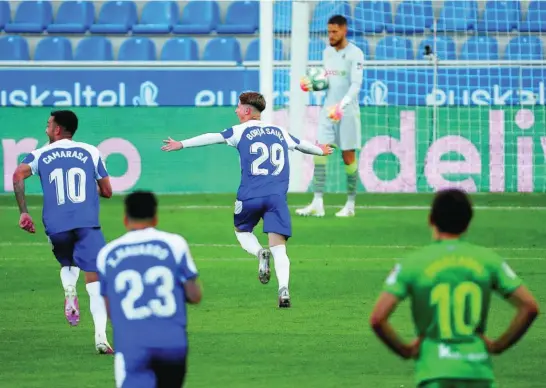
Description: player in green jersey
xmin=370 ymin=188 xmax=539 ymax=388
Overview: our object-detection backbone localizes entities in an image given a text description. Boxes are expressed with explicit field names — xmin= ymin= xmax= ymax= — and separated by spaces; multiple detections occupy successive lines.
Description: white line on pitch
xmin=1 ymin=205 xmax=546 ymax=211
xmin=0 ymin=256 xmax=543 ymax=262
xmin=0 ymin=241 xmax=544 ymax=251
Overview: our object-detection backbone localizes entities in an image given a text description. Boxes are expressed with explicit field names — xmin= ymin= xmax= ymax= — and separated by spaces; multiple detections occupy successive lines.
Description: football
xmin=306 ymin=67 xmax=329 ymax=91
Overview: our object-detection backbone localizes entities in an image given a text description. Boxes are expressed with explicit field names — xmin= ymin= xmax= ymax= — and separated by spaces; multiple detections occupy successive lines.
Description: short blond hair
xmin=239 ymin=91 xmax=266 ymax=113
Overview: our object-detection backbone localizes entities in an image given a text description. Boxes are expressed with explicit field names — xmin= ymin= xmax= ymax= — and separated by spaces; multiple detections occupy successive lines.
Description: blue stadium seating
xmin=459 ymin=36 xmax=499 ymax=60
xmin=520 ymin=0 xmax=546 ymax=32
xmin=308 ymin=37 xmax=326 ymax=61
xmin=74 ymin=37 xmax=114 ymax=61
xmin=173 ymin=0 xmax=219 ymax=34
xmin=4 ymin=1 xmax=53 ymax=33
xmin=0 ymin=35 xmax=29 ymax=60
xmin=375 ymin=36 xmax=414 ymax=60
xmin=477 ymin=0 xmax=520 ymax=32
xmin=47 ymin=1 xmax=95 ymax=34
xmin=504 ymin=36 xmax=544 ymax=60
xmin=89 ymin=1 xmax=138 ymax=34
xmin=273 ymin=1 xmax=291 ymax=33
xmin=416 ymin=36 xmax=456 ymax=60
xmin=245 ymin=38 xmax=285 ymax=61
xmin=436 ymin=1 xmax=478 ymax=32
xmin=353 ymin=1 xmax=392 ymax=34
xmin=203 ymin=37 xmax=242 ymax=62
xmin=388 ymin=0 xmax=433 ymax=34
xmin=0 ymin=0 xmax=542 ymax=62
xmin=216 ymin=1 xmax=259 ymax=34
xmin=133 ymin=1 xmax=179 ymax=34
xmin=309 ymin=1 xmax=352 ymax=34
xmin=160 ymin=38 xmax=199 ymax=60
xmin=118 ymin=37 xmax=157 ymax=61
xmin=35 ymin=37 xmax=73 ymax=61
xmin=0 ymin=2 xmax=11 ymax=31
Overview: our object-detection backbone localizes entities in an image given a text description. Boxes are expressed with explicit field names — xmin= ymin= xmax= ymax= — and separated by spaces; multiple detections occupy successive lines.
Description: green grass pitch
xmin=0 ymin=193 xmax=544 ymax=388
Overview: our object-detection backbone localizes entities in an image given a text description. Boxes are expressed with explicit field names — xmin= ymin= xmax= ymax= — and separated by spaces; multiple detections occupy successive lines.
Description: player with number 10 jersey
xmin=162 ymin=91 xmax=332 ymax=307
xmin=13 ymin=110 xmax=114 ymax=354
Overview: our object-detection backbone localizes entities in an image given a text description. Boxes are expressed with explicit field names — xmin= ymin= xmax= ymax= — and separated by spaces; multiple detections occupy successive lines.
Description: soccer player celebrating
xmin=12 ymin=110 xmax=114 ymax=354
xmin=161 ymin=91 xmax=333 ymax=307
xmin=297 ymin=14 xmax=365 ymax=218
xmin=370 ymin=188 xmax=539 ymax=388
xmin=98 ymin=191 xmax=202 ymax=388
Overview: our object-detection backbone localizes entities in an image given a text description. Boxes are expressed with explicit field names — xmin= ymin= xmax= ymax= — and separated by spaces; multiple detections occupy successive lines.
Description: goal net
xmin=269 ymin=0 xmax=546 ymax=194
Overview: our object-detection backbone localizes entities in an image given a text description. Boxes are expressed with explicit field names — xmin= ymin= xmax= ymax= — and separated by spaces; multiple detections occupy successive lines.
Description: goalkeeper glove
xmin=300 ymin=76 xmax=313 ymax=92
xmin=327 ymin=103 xmax=344 ymax=123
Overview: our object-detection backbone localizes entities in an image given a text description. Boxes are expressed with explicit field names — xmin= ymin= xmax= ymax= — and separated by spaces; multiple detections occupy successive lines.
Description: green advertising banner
xmin=0 ymin=107 xmax=545 ymax=194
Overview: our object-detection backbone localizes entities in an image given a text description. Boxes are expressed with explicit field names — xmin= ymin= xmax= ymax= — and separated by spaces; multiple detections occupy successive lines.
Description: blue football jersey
xmin=221 ymin=120 xmax=301 ymax=200
xmin=22 ymin=139 xmax=108 ymax=235
xmin=97 ymin=228 xmax=198 ymax=352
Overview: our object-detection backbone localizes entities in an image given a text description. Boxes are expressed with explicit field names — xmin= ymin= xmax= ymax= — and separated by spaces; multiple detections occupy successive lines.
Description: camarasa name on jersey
xmin=42 ymin=150 xmax=89 ymax=165
xmin=106 ymin=243 xmax=170 ymax=268
xmin=245 ymin=126 xmax=285 ymax=142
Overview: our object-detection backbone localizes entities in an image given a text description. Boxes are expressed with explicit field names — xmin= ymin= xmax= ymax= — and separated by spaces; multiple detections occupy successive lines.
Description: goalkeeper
xmin=296 ymin=14 xmax=365 ymax=218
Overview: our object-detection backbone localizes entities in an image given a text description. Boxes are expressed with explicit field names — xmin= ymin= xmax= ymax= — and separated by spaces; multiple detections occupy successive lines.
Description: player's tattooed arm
xmin=370 ymin=292 xmax=420 ymax=360
xmin=12 ymin=164 xmax=32 ymax=214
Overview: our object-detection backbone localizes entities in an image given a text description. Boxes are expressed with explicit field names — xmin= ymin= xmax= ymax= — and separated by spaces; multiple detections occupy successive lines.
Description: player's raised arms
xmin=161 ymin=91 xmax=332 ymax=307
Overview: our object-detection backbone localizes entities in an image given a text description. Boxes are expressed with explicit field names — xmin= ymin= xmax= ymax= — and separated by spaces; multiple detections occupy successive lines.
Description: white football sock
xmin=86 ymin=281 xmax=108 ymax=340
xmin=235 ymin=231 xmax=263 ymax=257
xmin=60 ymin=266 xmax=79 ymax=289
xmin=312 ymin=195 xmax=324 ymax=207
xmin=347 ymin=195 xmax=356 ymax=207
xmin=270 ymin=245 xmax=290 ymax=290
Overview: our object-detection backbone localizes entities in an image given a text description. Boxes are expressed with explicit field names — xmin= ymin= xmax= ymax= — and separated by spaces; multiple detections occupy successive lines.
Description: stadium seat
xmin=388 ymin=0 xmax=433 ymax=34
xmin=34 ymin=37 xmax=73 ymax=61
xmin=477 ymin=0 xmax=520 ymax=32
xmin=4 ymin=1 xmax=53 ymax=33
xmin=173 ymin=0 xmax=219 ymax=34
xmin=353 ymin=1 xmax=392 ymax=34
xmin=519 ymin=0 xmax=546 ymax=32
xmin=459 ymin=36 xmax=499 ymax=60
xmin=160 ymin=38 xmax=199 ymax=61
xmin=118 ymin=37 xmax=157 ymax=61
xmin=504 ymin=36 xmax=544 ymax=60
xmin=216 ymin=1 xmax=259 ymax=34
xmin=273 ymin=0 xmax=291 ymax=33
xmin=132 ymin=1 xmax=179 ymax=34
xmin=245 ymin=38 xmax=285 ymax=61
xmin=89 ymin=1 xmax=138 ymax=34
xmin=436 ymin=0 xmax=478 ymax=32
xmin=47 ymin=1 xmax=95 ymax=33
xmin=74 ymin=37 xmax=114 ymax=61
xmin=309 ymin=1 xmax=352 ymax=33
xmin=350 ymin=36 xmax=371 ymax=60
xmin=0 ymin=2 xmax=11 ymax=31
xmin=203 ymin=37 xmax=242 ymax=63
xmin=416 ymin=36 xmax=457 ymax=60
xmin=0 ymin=35 xmax=29 ymax=60
xmin=308 ymin=37 xmax=326 ymax=61
xmin=375 ymin=36 xmax=414 ymax=60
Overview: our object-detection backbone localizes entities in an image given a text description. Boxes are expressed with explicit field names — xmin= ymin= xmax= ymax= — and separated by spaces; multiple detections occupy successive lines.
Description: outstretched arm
xmin=295 ymin=140 xmax=332 ymax=156
xmin=162 ymin=133 xmax=226 ymax=152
